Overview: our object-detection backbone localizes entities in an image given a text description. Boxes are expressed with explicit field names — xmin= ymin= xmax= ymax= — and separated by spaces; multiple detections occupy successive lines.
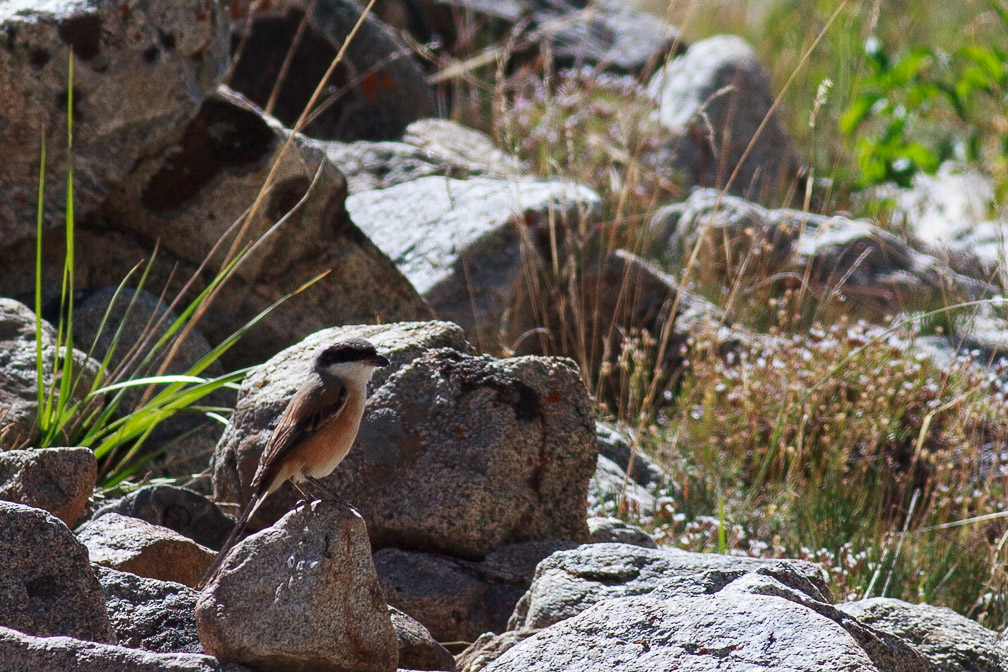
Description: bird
xmin=199 ymin=338 xmax=389 ymax=589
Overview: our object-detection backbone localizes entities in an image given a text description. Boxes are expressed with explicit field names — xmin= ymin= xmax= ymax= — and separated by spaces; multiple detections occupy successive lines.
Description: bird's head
xmin=314 ymin=339 xmax=390 ymax=383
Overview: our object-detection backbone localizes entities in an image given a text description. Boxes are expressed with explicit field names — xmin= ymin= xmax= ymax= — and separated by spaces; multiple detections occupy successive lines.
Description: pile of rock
xmin=2 ymin=0 xmax=1008 ymax=670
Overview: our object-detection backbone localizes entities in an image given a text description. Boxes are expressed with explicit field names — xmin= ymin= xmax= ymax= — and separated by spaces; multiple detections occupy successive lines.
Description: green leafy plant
xmin=840 ymin=2 xmax=1008 ymax=187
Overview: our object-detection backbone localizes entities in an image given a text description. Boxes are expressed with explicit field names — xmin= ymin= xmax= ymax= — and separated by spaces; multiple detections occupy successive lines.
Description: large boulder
xmin=345 ymin=176 xmax=600 ymax=350
xmin=646 ymin=35 xmax=800 ymax=202
xmin=0 ymin=501 xmax=115 ymax=643
xmin=458 ymin=543 xmax=834 ymax=670
xmin=651 ymin=188 xmax=990 ymax=321
xmin=212 ymin=321 xmax=597 ymax=558
xmin=83 ymin=86 xmax=432 ymax=369
xmin=459 ymin=543 xmax=936 ymax=672
xmin=78 ymin=513 xmax=216 ymax=589
xmin=0 ymin=0 xmax=228 ymax=250
xmin=839 ymin=598 xmax=1008 ymax=672
xmin=228 ymin=0 xmax=437 ymax=141
xmin=507 ymin=543 xmax=831 ymax=633
xmin=477 ymin=573 xmax=931 ymax=672
xmin=95 ymin=565 xmax=202 ymax=654
xmin=196 ymin=501 xmax=397 ymax=672
xmin=0 ymin=447 xmax=96 ymax=526
xmin=0 ymin=625 xmax=246 ymax=672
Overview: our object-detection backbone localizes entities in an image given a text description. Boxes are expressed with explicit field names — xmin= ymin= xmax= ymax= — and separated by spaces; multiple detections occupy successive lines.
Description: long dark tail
xmin=198 ymin=492 xmax=264 ymax=590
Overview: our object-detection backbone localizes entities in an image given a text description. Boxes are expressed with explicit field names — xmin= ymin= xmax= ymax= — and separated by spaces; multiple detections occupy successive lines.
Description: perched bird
xmin=199 ymin=339 xmax=389 ymax=589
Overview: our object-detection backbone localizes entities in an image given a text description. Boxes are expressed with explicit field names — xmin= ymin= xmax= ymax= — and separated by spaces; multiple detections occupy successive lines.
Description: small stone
xmin=89 ymin=485 xmax=235 ymax=551
xmin=0 ymin=447 xmax=96 ymax=526
xmin=587 ymin=517 xmax=657 ymax=549
xmin=0 ymin=299 xmax=99 ymax=449
xmin=390 ymin=606 xmax=457 ymax=671
xmin=78 ymin=513 xmax=216 ymax=589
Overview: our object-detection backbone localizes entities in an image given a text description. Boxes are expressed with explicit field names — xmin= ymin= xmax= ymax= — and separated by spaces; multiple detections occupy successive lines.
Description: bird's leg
xmin=292 ymin=481 xmax=316 ymax=512
xmin=305 ymin=476 xmax=359 ymax=513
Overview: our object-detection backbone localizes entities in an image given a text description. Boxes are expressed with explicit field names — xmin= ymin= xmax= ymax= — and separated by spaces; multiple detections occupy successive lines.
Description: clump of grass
xmin=24 ymin=52 xmax=326 ymax=489
xmin=497 ymin=67 xmax=684 ymax=233
xmin=650 ymin=318 xmax=1008 ymax=625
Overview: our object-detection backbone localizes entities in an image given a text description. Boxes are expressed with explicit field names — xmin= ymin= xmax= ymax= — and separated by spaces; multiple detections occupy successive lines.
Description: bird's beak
xmin=371 ymin=354 xmax=390 ymax=367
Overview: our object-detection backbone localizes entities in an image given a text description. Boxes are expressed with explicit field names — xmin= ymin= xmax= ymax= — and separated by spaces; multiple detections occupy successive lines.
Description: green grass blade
xmin=90 ymin=369 xmax=248 ymax=459
xmin=90 ymin=375 xmax=215 ymax=395
xmin=34 ymin=133 xmax=47 ymax=433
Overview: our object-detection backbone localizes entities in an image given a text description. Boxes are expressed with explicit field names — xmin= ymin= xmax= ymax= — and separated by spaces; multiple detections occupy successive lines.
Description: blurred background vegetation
xmin=643 ymin=0 xmax=1007 ymax=197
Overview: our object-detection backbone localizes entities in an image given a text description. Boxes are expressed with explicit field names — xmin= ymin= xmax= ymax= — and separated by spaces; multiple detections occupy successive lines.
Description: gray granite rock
xmin=588 ymin=454 xmax=658 ymax=517
xmin=88 ymin=485 xmax=235 ymax=552
xmin=78 ymin=513 xmax=215 ymax=589
xmin=0 ymin=0 xmax=228 ymax=250
xmin=586 ymin=517 xmax=656 ymax=549
xmin=213 ymin=322 xmax=596 ymax=558
xmin=647 ymin=35 xmax=799 ymax=202
xmin=0 ymin=447 xmax=95 ymax=526
xmin=375 ymin=541 xmax=577 ymax=642
xmin=839 ymin=598 xmax=1008 ymax=672
xmin=324 ymin=119 xmax=526 ymax=194
xmin=0 ymin=501 xmax=115 ymax=643
xmin=883 ymin=162 xmax=1001 ymax=277
xmin=595 ymin=422 xmax=668 ymax=488
xmin=346 ymin=176 xmax=600 ymax=350
xmin=0 ymin=298 xmax=98 ymax=449
xmin=228 ymin=0 xmax=437 ymax=141
xmin=461 ymin=542 xmax=935 ymax=672
xmin=651 ymin=188 xmax=990 ymax=321
xmin=479 ymin=573 xmax=930 ymax=672
xmin=344 ymin=346 xmax=595 ymax=556
xmin=390 ymin=606 xmax=458 ymax=671
xmin=0 ymin=625 xmax=247 ymax=672
xmin=387 ymin=0 xmax=680 ymax=76
xmin=95 ymin=565 xmax=201 ymax=654
xmin=87 ymin=86 xmax=431 ymax=370
xmin=509 ymin=543 xmax=831 ymax=632
xmin=212 ymin=320 xmax=469 ymax=525
xmin=196 ymin=501 xmax=397 ymax=672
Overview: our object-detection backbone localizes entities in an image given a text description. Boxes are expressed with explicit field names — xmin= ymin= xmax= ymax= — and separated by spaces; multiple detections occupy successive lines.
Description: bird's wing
xmin=251 ymin=374 xmax=349 ymax=493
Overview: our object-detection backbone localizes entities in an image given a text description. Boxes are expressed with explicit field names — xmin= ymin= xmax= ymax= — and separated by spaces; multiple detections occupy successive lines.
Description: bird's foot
xmin=305 ymin=476 xmax=360 ymax=514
